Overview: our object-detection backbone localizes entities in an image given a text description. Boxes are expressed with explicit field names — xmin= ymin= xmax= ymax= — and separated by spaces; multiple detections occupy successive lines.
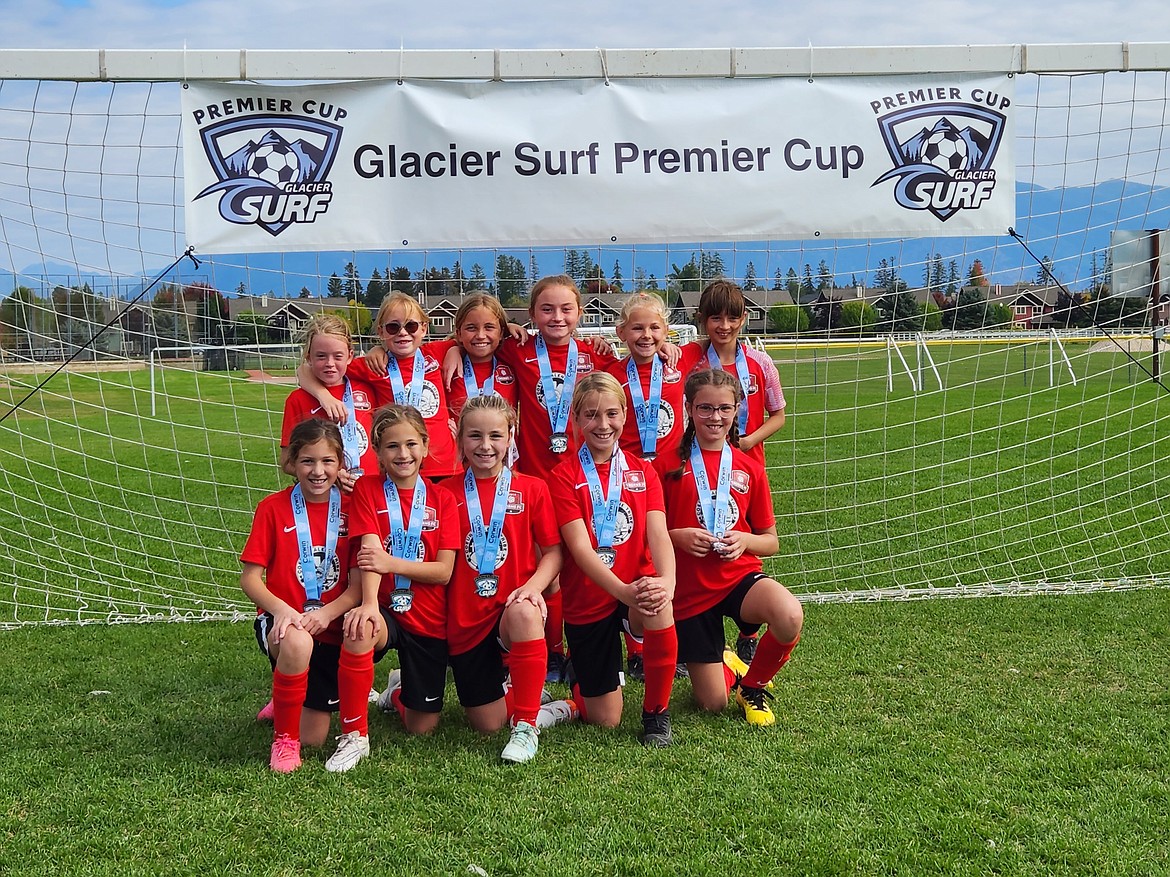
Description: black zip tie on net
xmin=1007 ymin=227 xmax=1169 ymax=394
xmin=0 ymin=246 xmax=201 ymax=426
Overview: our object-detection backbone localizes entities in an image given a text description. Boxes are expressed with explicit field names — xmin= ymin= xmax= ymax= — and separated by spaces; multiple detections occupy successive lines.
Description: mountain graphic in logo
xmin=874 ymin=103 xmax=1006 ymax=221
xmin=195 ymin=115 xmax=342 ymax=236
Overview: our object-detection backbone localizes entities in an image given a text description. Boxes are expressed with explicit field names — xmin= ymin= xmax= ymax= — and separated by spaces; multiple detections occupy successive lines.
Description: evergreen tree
xmin=930 ymin=254 xmax=945 ymax=292
xmin=469 ymin=263 xmax=487 ymax=288
xmin=364 ymin=268 xmax=388 ymax=308
xmin=874 ymin=259 xmax=891 ymax=291
xmin=699 ymin=251 xmax=725 ymax=283
xmin=235 ymin=281 xmax=247 ymax=297
xmin=772 ymin=269 xmax=784 ymax=291
xmin=299 ymin=286 xmax=312 ymax=299
xmin=946 ymin=259 xmax=960 ymax=296
xmin=743 ymin=261 xmax=758 ymax=290
xmin=633 ymin=266 xmax=648 ymax=290
xmin=610 ymin=260 xmax=624 ymax=293
xmin=800 ymin=264 xmax=815 ymax=298
xmin=389 ymin=267 xmax=414 ymax=294
xmin=646 ymin=274 xmax=659 ymax=290
xmin=327 ymin=273 xmax=343 ymax=297
xmin=451 ymin=261 xmax=468 ymax=295
xmin=817 ymin=260 xmax=834 ymax=292
xmin=496 ymin=255 xmax=528 ymax=305
xmin=342 ymin=262 xmax=363 ymax=300
xmin=1035 ymin=256 xmax=1056 ymax=285
xmin=530 ymin=254 xmax=540 ymax=287
xmin=668 ymin=255 xmax=702 ymax=293
xmin=967 ymin=259 xmax=989 ymax=288
xmin=786 ymin=268 xmax=800 ymax=298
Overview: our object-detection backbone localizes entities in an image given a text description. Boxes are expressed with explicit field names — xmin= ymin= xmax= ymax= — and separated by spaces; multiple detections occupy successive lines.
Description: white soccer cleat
xmin=376 ymin=669 xmax=402 ymax=713
xmin=501 ymin=721 xmax=540 ymax=764
xmin=535 ymin=698 xmax=579 ymax=730
xmin=325 ymin=730 xmax=370 ymax=773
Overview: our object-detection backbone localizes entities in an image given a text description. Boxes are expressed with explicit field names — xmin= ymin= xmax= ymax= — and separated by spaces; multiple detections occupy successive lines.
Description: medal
xmin=579 ymin=444 xmax=625 ymax=569
xmin=535 ymin=334 xmax=578 ymax=452
xmin=290 ymin=483 xmax=340 ymax=610
xmin=465 ymin=467 xmax=511 ymax=599
xmin=383 ymin=476 xmax=427 ymax=605
xmin=390 ymin=590 xmax=414 ymax=613
xmin=706 ymin=342 xmax=751 ymax=433
xmin=302 ymin=598 xmax=324 ymax=612
xmin=627 ymin=356 xmax=664 ymax=459
xmin=348 ymin=467 xmax=364 ymax=478
xmin=474 ymin=574 xmax=500 ymax=597
xmin=463 ymin=353 xmax=496 ymax=399
xmin=690 ymin=441 xmax=733 ymax=540
xmin=385 ymin=349 xmax=426 ymax=410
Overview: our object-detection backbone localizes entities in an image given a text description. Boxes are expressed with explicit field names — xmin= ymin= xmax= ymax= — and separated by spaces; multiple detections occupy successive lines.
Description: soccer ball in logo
xmin=921 ymin=129 xmax=969 ymax=174
xmin=248 ymin=143 xmax=300 ymax=187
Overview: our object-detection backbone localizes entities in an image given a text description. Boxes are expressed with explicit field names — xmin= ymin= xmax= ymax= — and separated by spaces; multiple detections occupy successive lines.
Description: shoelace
xmin=740 ymin=686 xmax=774 ymax=710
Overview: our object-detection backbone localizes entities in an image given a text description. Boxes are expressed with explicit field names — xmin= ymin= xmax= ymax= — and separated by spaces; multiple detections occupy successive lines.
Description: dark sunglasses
xmin=382 ymin=319 xmax=422 ymax=336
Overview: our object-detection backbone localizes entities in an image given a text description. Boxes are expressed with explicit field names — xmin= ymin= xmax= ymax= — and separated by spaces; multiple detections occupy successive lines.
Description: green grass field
xmin=0 ymin=590 xmax=1166 ymax=876
xmin=0 ymin=339 xmax=1166 ymax=625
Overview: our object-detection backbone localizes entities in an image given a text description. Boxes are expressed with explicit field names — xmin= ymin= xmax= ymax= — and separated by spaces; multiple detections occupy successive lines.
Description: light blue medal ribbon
xmin=385 ymin=349 xmax=425 ymax=410
xmin=535 ymin=334 xmax=578 ymax=450
xmin=462 ymin=353 xmax=495 ymax=399
xmin=689 ymin=441 xmax=733 ymax=539
xmin=290 ymin=483 xmax=341 ymax=609
xmin=464 ymin=467 xmax=511 ymax=597
xmin=578 ymin=445 xmax=624 ymax=566
xmin=382 ymin=476 xmax=428 ymax=611
xmin=706 ymin=342 xmax=750 ymax=434
xmin=340 ymin=378 xmax=362 ymax=473
xmin=626 ymin=356 xmax=663 ymax=458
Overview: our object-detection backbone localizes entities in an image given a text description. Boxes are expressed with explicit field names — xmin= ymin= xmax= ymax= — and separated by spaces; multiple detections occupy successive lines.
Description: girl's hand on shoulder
xmin=583 ymin=334 xmax=614 ymax=358
xmin=318 ymin=395 xmax=348 ymax=424
xmin=659 ymin=341 xmax=682 ymax=369
xmin=507 ymin=323 xmax=529 ymax=344
xmin=364 ymin=345 xmax=389 ymax=376
xmin=357 ymin=543 xmax=395 ymax=575
xmin=442 ymin=345 xmax=461 ymax=389
xmin=337 ymin=469 xmax=358 ymax=494
xmin=714 ymin=530 xmax=748 ymax=561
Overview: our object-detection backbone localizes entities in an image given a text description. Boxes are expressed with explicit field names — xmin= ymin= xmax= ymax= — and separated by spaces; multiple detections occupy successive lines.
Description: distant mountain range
xmin=4 ymin=180 xmax=1169 ymax=300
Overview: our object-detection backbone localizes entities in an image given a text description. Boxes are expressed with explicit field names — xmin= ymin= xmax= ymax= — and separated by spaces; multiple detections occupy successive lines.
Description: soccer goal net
xmin=0 ymin=46 xmax=1167 ymax=627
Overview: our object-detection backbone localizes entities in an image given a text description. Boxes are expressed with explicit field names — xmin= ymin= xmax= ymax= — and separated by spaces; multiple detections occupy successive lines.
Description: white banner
xmin=182 ymin=74 xmax=1015 ymax=254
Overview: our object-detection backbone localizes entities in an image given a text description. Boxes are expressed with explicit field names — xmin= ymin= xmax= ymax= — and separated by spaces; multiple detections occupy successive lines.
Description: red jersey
xmin=281 ymin=378 xmax=379 ymax=477
xmin=654 ymin=446 xmax=775 ymax=621
xmin=495 ymin=335 xmax=619 ymax=476
xmin=446 ymin=354 xmax=520 ymax=422
xmin=605 ymin=356 xmax=686 ymax=462
xmin=348 ymin=341 xmax=457 ymax=478
xmin=240 ymin=485 xmax=351 ymax=645
xmin=679 ymin=341 xmax=785 ymax=467
xmin=440 ymin=469 xmax=559 ymax=656
xmin=347 ymin=473 xmax=459 ymax=638
xmin=549 ymin=451 xmax=665 ymax=625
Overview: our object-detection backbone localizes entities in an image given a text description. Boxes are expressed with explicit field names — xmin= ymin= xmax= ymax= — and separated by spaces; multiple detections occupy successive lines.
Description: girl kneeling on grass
xmin=654 ymin=368 xmax=803 ymax=727
xmin=440 ymin=395 xmax=572 ymax=764
xmin=549 ymin=372 xmax=678 ymax=747
xmin=329 ymin=405 xmax=459 ymax=772
xmin=240 ymin=419 xmax=360 ymax=772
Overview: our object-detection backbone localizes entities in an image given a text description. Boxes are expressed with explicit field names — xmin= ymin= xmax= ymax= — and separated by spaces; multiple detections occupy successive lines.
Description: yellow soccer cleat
xmin=735 ymin=685 xmax=776 ymax=728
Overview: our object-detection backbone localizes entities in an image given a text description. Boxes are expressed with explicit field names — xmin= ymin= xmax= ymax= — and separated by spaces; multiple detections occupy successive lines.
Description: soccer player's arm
xmin=294 ymin=362 xmax=347 ymax=423
xmin=740 ymin=348 xmax=786 ymax=451
xmin=550 ymin=467 xmax=638 ymax=607
xmin=506 ymin=481 xmax=563 ymax=613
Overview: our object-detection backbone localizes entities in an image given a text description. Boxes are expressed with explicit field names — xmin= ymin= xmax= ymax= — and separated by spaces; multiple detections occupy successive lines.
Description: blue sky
xmin=0 ymin=0 xmax=1167 ymax=50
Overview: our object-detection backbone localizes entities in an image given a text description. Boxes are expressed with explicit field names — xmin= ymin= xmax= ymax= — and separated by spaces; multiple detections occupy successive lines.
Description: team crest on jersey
xmin=730 ymin=469 xmax=751 ymax=495
xmin=422 ymin=354 xmax=440 ymax=374
xmin=506 ymin=490 xmax=525 ymax=514
xmin=422 ymin=505 xmax=440 ymax=531
xmin=872 ymin=96 xmax=1007 ymax=222
xmin=533 ymin=372 xmax=565 ymax=409
xmin=352 ymin=390 xmax=372 ymax=411
xmin=576 ymin=354 xmax=595 ymax=374
xmin=296 ymin=546 xmax=343 ymax=592
xmin=696 ymin=492 xmax=741 ymax=531
xmin=193 ymin=112 xmax=342 ymax=237
xmin=612 ymin=502 xmax=635 ymax=545
xmin=745 ymin=374 xmax=759 ymax=396
xmin=463 ymin=532 xmax=509 ymax=571
xmin=494 ymin=365 xmax=516 ymax=386
xmin=657 ymin=401 xmax=676 ymax=438
xmin=623 ymin=470 xmax=647 ymax=492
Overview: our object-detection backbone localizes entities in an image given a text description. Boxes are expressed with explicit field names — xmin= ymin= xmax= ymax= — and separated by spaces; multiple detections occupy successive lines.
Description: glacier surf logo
xmin=194 ymin=116 xmax=342 ymax=236
xmin=873 ymin=102 xmax=1006 ymax=222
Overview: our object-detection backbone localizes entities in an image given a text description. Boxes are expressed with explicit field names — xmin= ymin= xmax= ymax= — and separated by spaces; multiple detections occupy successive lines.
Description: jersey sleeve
xmin=642 ymin=464 xmax=666 ymax=514
xmin=527 ymin=478 xmax=561 ymax=548
xmin=549 ymin=461 xmax=585 ymax=529
xmin=745 ymin=346 xmax=786 ymax=413
xmin=240 ymin=498 xmax=277 ymax=567
xmin=745 ymin=458 xmax=776 ymax=531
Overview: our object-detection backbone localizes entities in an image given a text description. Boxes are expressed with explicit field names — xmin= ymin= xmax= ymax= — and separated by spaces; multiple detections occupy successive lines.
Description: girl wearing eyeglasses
xmin=300 ymin=291 xmax=459 ymax=481
xmin=654 ymin=368 xmax=802 ymax=729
